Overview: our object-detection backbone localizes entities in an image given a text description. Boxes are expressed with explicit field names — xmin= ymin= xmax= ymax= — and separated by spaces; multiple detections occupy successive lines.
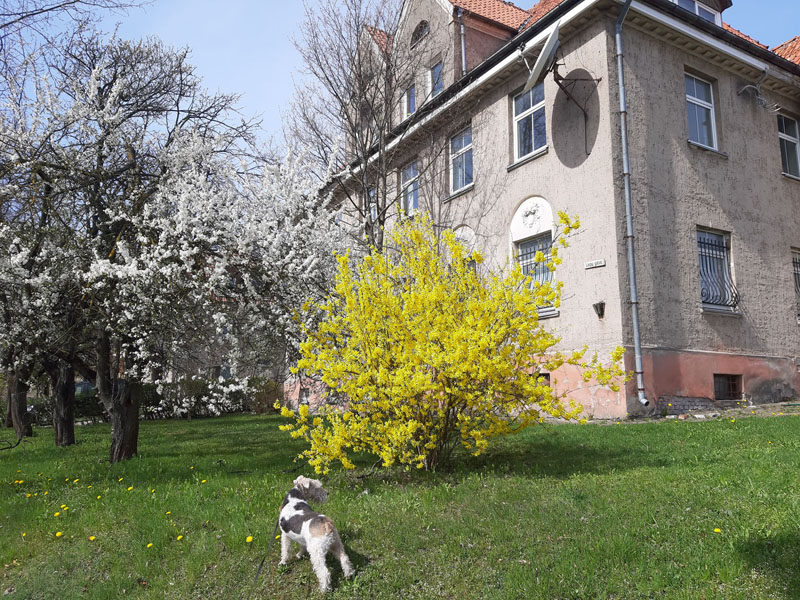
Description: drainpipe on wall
xmin=457 ymin=8 xmax=467 ymax=77
xmin=616 ymin=0 xmax=649 ymax=406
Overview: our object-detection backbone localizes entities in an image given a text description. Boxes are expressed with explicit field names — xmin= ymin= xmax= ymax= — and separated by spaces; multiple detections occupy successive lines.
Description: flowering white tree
xmin=0 ymin=30 xmax=346 ymax=460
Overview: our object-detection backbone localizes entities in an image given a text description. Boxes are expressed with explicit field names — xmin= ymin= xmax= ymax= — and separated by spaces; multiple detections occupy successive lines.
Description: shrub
xmin=279 ymin=215 xmax=626 ymax=472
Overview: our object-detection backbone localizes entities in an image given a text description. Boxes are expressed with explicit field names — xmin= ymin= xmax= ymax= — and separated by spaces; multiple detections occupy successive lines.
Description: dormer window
xmin=672 ymin=0 xmax=721 ymax=25
xmin=410 ymin=21 xmax=429 ymax=48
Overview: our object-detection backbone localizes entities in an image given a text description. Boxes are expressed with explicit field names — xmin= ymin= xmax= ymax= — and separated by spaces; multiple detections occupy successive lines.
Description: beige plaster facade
xmin=303 ymin=0 xmax=800 ymax=418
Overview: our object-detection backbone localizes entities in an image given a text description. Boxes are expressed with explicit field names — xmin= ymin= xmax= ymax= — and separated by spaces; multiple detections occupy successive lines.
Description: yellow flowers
xmin=176 ymin=535 xmax=183 ymax=541
xmin=713 ymin=528 xmax=722 ymax=533
xmin=146 ymin=542 xmax=153 ymax=548
xmin=127 ymin=486 xmax=133 ymax=491
xmin=281 ymin=214 xmax=626 ymax=473
xmin=89 ymin=536 xmax=96 ymax=541
xmin=97 ymin=495 xmax=102 ymax=500
xmin=55 ymin=531 xmax=62 ymax=538
xmin=200 ymin=480 xmax=207 ymax=484
xmin=118 ymin=477 xmax=123 ymax=482
xmin=54 ymin=512 xmax=60 ymax=517
xmin=246 ymin=536 xmax=253 ymax=543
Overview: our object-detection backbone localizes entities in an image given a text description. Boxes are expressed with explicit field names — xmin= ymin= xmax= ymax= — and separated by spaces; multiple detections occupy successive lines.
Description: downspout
xmin=615 ymin=0 xmax=649 ymax=406
xmin=457 ymin=8 xmax=467 ymax=77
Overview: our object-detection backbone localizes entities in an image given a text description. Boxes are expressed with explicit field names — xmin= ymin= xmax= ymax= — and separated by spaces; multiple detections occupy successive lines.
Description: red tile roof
xmin=721 ymin=22 xmax=767 ymax=50
xmin=772 ymin=35 xmax=800 ymax=65
xmin=449 ymin=0 xmax=532 ymax=31
xmin=365 ymin=25 xmax=392 ymax=53
xmin=523 ymin=0 xmax=566 ymax=30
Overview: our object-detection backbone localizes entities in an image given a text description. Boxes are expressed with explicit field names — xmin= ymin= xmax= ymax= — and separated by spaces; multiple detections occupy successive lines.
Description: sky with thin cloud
xmin=100 ymin=0 xmax=800 ymax=143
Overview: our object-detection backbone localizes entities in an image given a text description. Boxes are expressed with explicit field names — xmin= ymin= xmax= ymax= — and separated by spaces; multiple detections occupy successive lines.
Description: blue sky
xmin=102 ymin=1 xmax=800 ymax=142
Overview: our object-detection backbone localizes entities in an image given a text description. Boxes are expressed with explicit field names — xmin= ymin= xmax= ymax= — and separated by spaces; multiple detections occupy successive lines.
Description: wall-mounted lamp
xmin=593 ymin=301 xmax=605 ymax=320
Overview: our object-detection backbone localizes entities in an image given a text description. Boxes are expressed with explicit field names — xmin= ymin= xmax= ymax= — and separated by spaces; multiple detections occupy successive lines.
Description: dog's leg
xmin=307 ymin=539 xmax=331 ymax=593
xmin=332 ymin=534 xmax=354 ymax=579
xmin=279 ymin=531 xmax=292 ymax=565
xmin=295 ymin=544 xmax=308 ymax=560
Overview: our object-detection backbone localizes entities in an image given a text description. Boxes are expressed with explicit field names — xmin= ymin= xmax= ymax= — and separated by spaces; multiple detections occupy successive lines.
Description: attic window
xmin=671 ymin=0 xmax=721 ymax=25
xmin=411 ymin=20 xmax=429 ymax=47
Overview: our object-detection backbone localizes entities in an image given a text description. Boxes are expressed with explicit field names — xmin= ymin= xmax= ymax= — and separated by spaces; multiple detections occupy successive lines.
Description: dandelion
xmin=73 ymin=479 xmax=79 ymax=483
xmin=165 ymin=511 xmax=171 ymax=515
xmin=668 ymin=403 xmax=672 ymax=407
xmin=151 ymin=489 xmax=155 ymax=493
xmin=44 ymin=491 xmax=48 ymax=496
xmin=97 ymin=495 xmax=102 ymax=500
xmin=22 ymin=533 xmax=26 ymax=538
xmin=275 ymin=534 xmax=280 ymax=540
xmin=713 ymin=528 xmax=722 ymax=533
xmin=88 ymin=485 xmax=92 ymax=489
xmin=60 ymin=504 xmax=67 ymax=509
xmin=127 ymin=486 xmax=133 ymax=491
xmin=16 ymin=470 xmax=20 ymax=473
xmin=34 ymin=493 xmax=38 ymax=497
xmin=89 ymin=536 xmax=96 ymax=541
xmin=147 ymin=542 xmax=153 ymax=548
xmin=54 ymin=512 xmax=60 ymax=517
xmin=118 ymin=477 xmax=123 ymax=482
xmin=25 ymin=493 xmax=31 ymax=498
xmin=201 ymin=480 xmax=207 ymax=484
xmin=65 ymin=478 xmax=69 ymax=482
xmin=176 ymin=535 xmax=183 ymax=541
xmin=730 ymin=419 xmax=735 ymax=423
xmin=55 ymin=531 xmax=63 ymax=538
xmin=18 ymin=480 xmax=23 ymax=484
xmin=246 ymin=536 xmax=253 ymax=543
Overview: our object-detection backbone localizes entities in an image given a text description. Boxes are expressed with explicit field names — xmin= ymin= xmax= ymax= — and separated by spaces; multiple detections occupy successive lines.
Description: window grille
xmin=517 ymin=232 xmax=553 ymax=286
xmin=713 ymin=374 xmax=742 ymax=402
xmin=697 ymin=230 xmax=739 ymax=309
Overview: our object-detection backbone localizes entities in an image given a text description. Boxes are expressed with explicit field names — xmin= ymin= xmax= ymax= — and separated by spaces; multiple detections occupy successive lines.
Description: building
xmin=290 ymin=0 xmax=800 ymax=419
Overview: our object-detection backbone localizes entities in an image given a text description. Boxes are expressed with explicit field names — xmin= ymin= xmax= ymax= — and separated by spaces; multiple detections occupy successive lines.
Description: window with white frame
xmin=697 ymin=229 xmax=739 ymax=310
xmin=401 ymin=161 xmax=419 ymax=214
xmin=672 ymin=0 xmax=720 ymax=25
xmin=792 ymin=249 xmax=800 ymax=321
xmin=513 ymin=82 xmax=546 ymax=161
xmin=450 ymin=126 xmax=473 ymax=193
xmin=685 ymin=73 xmax=717 ymax=149
xmin=430 ymin=61 xmax=443 ymax=97
xmin=405 ymin=85 xmax=416 ymax=118
xmin=778 ymin=115 xmax=800 ymax=178
xmin=367 ymin=187 xmax=378 ymax=223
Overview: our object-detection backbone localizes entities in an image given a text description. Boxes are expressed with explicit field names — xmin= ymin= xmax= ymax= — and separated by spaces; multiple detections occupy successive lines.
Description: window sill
xmin=444 ymin=183 xmax=474 ymax=203
xmin=701 ymin=304 xmax=741 ymax=317
xmin=688 ymin=140 xmax=728 ymax=159
xmin=538 ymin=308 xmax=559 ymax=320
xmin=507 ymin=146 xmax=549 ymax=172
xmin=781 ymin=172 xmax=800 ymax=183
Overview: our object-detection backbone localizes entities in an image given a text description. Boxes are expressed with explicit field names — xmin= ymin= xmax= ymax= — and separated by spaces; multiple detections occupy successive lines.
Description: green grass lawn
xmin=1 ymin=414 xmax=799 ymax=599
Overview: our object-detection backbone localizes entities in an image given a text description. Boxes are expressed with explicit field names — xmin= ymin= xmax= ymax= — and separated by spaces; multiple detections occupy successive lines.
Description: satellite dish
xmin=521 ymin=20 xmax=561 ymax=94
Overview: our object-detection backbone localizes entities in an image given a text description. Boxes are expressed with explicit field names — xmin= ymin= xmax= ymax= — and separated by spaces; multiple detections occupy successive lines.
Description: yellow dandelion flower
xmin=44 ymin=491 xmax=48 ymax=495
xmin=54 ymin=512 xmax=60 ymax=517
xmin=25 ymin=493 xmax=31 ymax=498
xmin=201 ymin=480 xmax=207 ymax=484
xmin=89 ymin=536 xmax=96 ymax=541
xmin=127 ymin=486 xmax=133 ymax=491
xmin=146 ymin=542 xmax=153 ymax=548
xmin=97 ymin=495 xmax=102 ymax=500
xmin=176 ymin=535 xmax=183 ymax=541
xmin=65 ymin=478 xmax=69 ymax=482
xmin=668 ymin=403 xmax=672 ymax=407
xmin=34 ymin=493 xmax=38 ymax=497
xmin=22 ymin=532 xmax=26 ymax=537
xmin=165 ymin=511 xmax=171 ymax=515
xmin=190 ymin=466 xmax=194 ymax=470
xmin=55 ymin=531 xmax=63 ymax=538
xmin=60 ymin=504 xmax=66 ymax=509
xmin=246 ymin=536 xmax=253 ymax=543
xmin=713 ymin=528 xmax=721 ymax=533
xmin=275 ymin=534 xmax=280 ymax=540
xmin=88 ymin=485 xmax=92 ymax=489
xmin=73 ymin=479 xmax=78 ymax=483
xmin=730 ymin=419 xmax=735 ymax=423
xmin=16 ymin=470 xmax=20 ymax=473
xmin=118 ymin=477 xmax=123 ymax=482
xmin=151 ymin=489 xmax=155 ymax=493
xmin=18 ymin=480 xmax=23 ymax=484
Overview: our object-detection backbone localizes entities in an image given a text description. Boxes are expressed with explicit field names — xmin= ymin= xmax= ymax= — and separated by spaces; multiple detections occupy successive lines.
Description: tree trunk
xmin=109 ymin=380 xmax=141 ymax=463
xmin=49 ymin=360 xmax=76 ymax=446
xmin=3 ymin=372 xmax=13 ymax=428
xmin=10 ymin=367 xmax=33 ymax=439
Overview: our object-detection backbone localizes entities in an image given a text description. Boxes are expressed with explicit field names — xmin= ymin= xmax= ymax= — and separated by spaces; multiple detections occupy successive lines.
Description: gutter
xmin=615 ymin=0 xmax=648 ymax=407
xmin=457 ymin=8 xmax=467 ymax=77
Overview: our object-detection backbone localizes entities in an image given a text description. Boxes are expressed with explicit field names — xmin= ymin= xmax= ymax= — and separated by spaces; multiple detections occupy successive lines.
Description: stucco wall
xmin=618 ymin=22 xmax=800 ymax=364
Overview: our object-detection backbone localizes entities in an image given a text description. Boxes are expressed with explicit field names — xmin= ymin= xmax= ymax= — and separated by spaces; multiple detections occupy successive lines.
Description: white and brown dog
xmin=278 ymin=476 xmax=354 ymax=593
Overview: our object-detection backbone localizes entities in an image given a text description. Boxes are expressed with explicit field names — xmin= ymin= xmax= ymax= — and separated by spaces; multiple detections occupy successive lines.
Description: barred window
xmin=517 ymin=232 xmax=552 ymax=286
xmin=713 ymin=374 xmax=742 ymax=402
xmin=697 ymin=229 xmax=739 ymax=309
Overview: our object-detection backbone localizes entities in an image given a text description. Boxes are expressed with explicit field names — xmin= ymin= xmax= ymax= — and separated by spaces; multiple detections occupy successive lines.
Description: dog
xmin=278 ymin=475 xmax=354 ymax=593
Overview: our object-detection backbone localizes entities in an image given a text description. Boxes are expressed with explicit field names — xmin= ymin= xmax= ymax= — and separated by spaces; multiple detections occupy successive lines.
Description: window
xmin=430 ymin=61 xmax=443 ymax=97
xmin=367 ymin=187 xmax=378 ymax=223
xmin=411 ymin=20 xmax=429 ymax=47
xmin=518 ymin=232 xmax=553 ymax=286
xmin=401 ymin=161 xmax=419 ymax=214
xmin=713 ymin=374 xmax=742 ymax=401
xmin=299 ymin=388 xmax=310 ymax=406
xmin=405 ymin=85 xmax=416 ymax=118
xmin=513 ymin=83 xmax=546 ymax=161
xmin=450 ymin=126 xmax=473 ymax=193
xmin=672 ymin=0 xmax=720 ymax=24
xmin=697 ymin=229 xmax=739 ymax=309
xmin=793 ymin=250 xmax=800 ymax=320
xmin=778 ymin=115 xmax=800 ymax=178
xmin=685 ymin=73 xmax=717 ymax=149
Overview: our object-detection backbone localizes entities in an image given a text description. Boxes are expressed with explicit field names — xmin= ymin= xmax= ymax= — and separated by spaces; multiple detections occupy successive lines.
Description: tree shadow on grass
xmin=737 ymin=532 xmax=800 ymax=599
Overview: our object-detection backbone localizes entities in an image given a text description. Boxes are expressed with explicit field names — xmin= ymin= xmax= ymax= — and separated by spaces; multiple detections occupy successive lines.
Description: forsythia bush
xmin=279 ymin=214 xmax=626 ymax=472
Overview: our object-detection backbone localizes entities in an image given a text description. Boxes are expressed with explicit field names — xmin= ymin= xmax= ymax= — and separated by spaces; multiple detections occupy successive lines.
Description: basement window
xmin=713 ymin=374 xmax=742 ymax=401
